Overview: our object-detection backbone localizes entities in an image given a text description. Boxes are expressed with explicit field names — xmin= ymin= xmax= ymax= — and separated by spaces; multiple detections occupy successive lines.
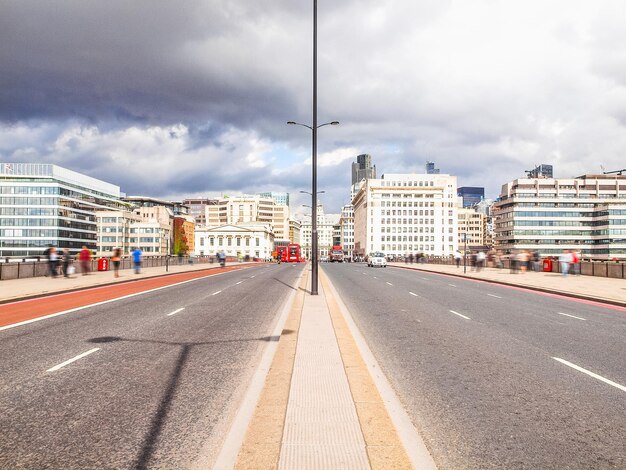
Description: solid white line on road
xmin=211 ymin=290 xmax=222 ymax=296
xmin=553 ymin=357 xmax=626 ymax=393
xmin=167 ymin=308 xmax=185 ymax=316
xmin=449 ymin=310 xmax=471 ymax=320
xmin=0 ymin=268 xmax=248 ymax=332
xmin=47 ymin=348 xmax=100 ymax=372
xmin=557 ymin=312 xmax=587 ymax=321
xmin=236 ymin=281 xmax=243 ymax=285
xmin=448 ymin=283 xmax=456 ymax=287
xmin=386 ymin=282 xmax=393 ymax=286
xmin=409 ymin=292 xmax=419 ymax=297
xmin=487 ymin=293 xmax=502 ymax=298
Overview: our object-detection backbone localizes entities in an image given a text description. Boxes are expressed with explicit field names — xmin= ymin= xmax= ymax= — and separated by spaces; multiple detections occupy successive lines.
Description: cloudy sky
xmin=2 ymin=1 xmax=626 ymax=213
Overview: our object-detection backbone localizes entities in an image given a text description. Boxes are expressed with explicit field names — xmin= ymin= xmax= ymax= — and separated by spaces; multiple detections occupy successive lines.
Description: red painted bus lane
xmin=0 ymin=265 xmax=253 ymax=329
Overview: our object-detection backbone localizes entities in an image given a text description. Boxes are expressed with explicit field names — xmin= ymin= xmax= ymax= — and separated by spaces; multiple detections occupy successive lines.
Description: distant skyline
xmin=2 ymin=1 xmax=626 ymax=212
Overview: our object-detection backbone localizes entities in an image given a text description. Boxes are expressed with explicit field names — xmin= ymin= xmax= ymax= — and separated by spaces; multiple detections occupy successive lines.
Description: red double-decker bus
xmin=286 ymin=243 xmax=301 ymax=262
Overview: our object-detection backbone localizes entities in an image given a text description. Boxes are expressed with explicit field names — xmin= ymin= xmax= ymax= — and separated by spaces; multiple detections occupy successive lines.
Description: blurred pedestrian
xmin=476 ymin=250 xmax=486 ymax=272
xmin=61 ymin=248 xmax=72 ymax=278
xmin=43 ymin=244 xmax=56 ymax=277
xmin=49 ymin=246 xmax=59 ymax=277
xmin=132 ymin=247 xmax=142 ymax=274
xmin=112 ymin=247 xmax=122 ymax=278
xmin=559 ymin=249 xmax=573 ymax=277
xmin=570 ymin=249 xmax=580 ymax=275
xmin=79 ymin=245 xmax=91 ymax=275
xmin=454 ymin=250 xmax=462 ymax=268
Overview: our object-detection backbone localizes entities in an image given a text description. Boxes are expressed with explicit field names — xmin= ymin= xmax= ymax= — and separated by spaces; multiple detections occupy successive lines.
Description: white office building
xmin=493 ymin=174 xmax=626 ymax=259
xmin=0 ymin=163 xmax=126 ymax=257
xmin=340 ymin=204 xmax=354 ymax=260
xmin=194 ymin=223 xmax=274 ymax=259
xmin=352 ymin=173 xmax=458 ymax=258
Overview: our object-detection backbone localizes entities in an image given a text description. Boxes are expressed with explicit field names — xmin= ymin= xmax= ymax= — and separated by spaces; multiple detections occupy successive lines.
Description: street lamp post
xmin=462 ymin=233 xmax=468 ymax=274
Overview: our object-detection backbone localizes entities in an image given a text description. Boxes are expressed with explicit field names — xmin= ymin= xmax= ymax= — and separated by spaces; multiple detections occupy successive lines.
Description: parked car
xmin=367 ymin=252 xmax=387 ymax=268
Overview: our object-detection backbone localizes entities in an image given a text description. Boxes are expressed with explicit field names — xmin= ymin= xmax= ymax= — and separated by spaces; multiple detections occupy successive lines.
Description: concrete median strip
xmin=232 ymin=271 xmax=307 ymax=469
xmin=320 ymin=270 xmax=432 ymax=469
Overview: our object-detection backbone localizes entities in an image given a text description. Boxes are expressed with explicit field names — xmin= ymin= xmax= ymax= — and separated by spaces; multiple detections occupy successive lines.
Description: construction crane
xmin=603 ymin=168 xmax=626 ymax=175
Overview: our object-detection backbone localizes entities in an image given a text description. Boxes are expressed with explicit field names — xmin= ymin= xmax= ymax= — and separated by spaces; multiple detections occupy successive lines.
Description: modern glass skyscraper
xmin=457 ymin=186 xmax=485 ymax=208
xmin=351 ymin=154 xmax=377 ymax=185
xmin=0 ymin=163 xmax=126 ymax=257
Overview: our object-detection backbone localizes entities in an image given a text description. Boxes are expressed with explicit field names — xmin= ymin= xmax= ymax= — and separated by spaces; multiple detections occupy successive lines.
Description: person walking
xmin=454 ymin=250 xmax=462 ymax=268
xmin=570 ymin=250 xmax=580 ymax=275
xmin=112 ymin=247 xmax=122 ymax=278
xmin=48 ymin=246 xmax=59 ymax=278
xmin=43 ymin=244 xmax=56 ymax=277
xmin=132 ymin=247 xmax=142 ymax=274
xmin=476 ymin=251 xmax=486 ymax=272
xmin=61 ymin=248 xmax=72 ymax=278
xmin=79 ymin=245 xmax=91 ymax=275
xmin=559 ymin=249 xmax=573 ymax=277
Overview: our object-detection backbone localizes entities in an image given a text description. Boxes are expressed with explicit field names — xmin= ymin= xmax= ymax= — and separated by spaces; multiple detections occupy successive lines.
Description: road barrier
xmin=0 ymin=255 xmax=255 ymax=281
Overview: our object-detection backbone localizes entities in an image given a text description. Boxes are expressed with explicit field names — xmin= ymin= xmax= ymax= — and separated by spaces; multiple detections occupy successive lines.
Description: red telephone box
xmin=98 ymin=257 xmax=109 ymax=271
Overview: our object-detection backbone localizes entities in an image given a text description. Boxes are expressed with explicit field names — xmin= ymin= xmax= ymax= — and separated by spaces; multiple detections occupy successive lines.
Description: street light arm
xmin=287 ymin=121 xmax=313 ymax=130
xmin=287 ymin=121 xmax=339 ymax=130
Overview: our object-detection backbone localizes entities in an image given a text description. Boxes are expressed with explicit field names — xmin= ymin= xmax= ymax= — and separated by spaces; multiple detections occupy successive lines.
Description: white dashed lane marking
xmin=487 ymin=294 xmax=502 ymax=299
xmin=449 ymin=310 xmax=471 ymax=320
xmin=553 ymin=357 xmax=626 ymax=393
xmin=448 ymin=284 xmax=456 ymax=287
xmin=236 ymin=281 xmax=243 ymax=285
xmin=557 ymin=312 xmax=586 ymax=321
xmin=47 ymin=348 xmax=100 ymax=372
xmin=212 ymin=290 xmax=222 ymax=296
xmin=386 ymin=282 xmax=393 ymax=286
xmin=167 ymin=308 xmax=185 ymax=316
xmin=409 ymin=292 xmax=419 ymax=297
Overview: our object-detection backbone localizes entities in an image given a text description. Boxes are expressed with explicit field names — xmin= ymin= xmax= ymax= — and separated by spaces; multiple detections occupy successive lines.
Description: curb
xmin=389 ymin=264 xmax=626 ymax=309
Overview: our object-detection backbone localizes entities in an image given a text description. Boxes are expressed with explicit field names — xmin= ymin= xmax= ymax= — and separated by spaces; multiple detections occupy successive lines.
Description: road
xmin=0 ymin=263 xmax=305 ymax=469
xmin=323 ymin=262 xmax=626 ymax=469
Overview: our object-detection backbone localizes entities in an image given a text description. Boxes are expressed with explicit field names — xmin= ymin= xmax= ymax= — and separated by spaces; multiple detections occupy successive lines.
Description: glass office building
xmin=0 ymin=163 xmax=127 ymax=257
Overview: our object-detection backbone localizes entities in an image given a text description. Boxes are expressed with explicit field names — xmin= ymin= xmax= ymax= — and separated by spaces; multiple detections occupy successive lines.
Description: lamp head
xmin=287 ymin=121 xmax=297 ymax=125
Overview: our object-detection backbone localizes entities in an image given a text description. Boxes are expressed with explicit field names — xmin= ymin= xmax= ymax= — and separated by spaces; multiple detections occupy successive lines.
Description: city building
xmin=96 ymin=210 xmax=141 ymax=257
xmin=182 ymin=198 xmax=218 ymax=225
xmin=426 ymin=161 xmax=440 ymax=174
xmin=173 ymin=214 xmax=196 ymax=255
xmin=457 ymin=186 xmax=485 ymax=208
xmin=194 ymin=223 xmax=274 ymax=259
xmin=204 ymin=194 xmax=291 ymax=243
xmin=288 ymin=219 xmax=301 ymax=245
xmin=0 ymin=163 xmax=127 ymax=257
xmin=352 ymin=173 xmax=458 ymax=258
xmin=297 ymin=203 xmax=339 ymax=259
xmin=351 ymin=154 xmax=377 ymax=185
xmin=526 ymin=164 xmax=553 ymax=179
xmin=457 ymin=207 xmax=486 ymax=249
xmin=258 ymin=191 xmax=290 ymax=207
xmin=340 ymin=204 xmax=354 ymax=260
xmin=492 ymin=174 xmax=626 ymax=259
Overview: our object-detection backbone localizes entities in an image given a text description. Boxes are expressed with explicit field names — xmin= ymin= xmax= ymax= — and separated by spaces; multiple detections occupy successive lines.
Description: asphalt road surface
xmin=323 ymin=262 xmax=626 ymax=469
xmin=0 ymin=263 xmax=304 ymax=469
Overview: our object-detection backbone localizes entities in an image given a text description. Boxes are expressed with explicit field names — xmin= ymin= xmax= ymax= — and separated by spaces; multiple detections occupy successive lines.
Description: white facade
xmin=297 ymin=204 xmax=339 ymax=259
xmin=340 ymin=204 xmax=354 ymax=259
xmin=0 ymin=163 xmax=126 ymax=257
xmin=204 ymin=195 xmax=290 ymax=242
xmin=194 ymin=224 xmax=274 ymax=259
xmin=352 ymin=173 xmax=458 ymax=258
xmin=493 ymin=175 xmax=626 ymax=259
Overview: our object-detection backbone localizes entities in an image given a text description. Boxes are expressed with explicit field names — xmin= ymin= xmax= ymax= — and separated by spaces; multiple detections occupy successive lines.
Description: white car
xmin=367 ymin=252 xmax=387 ymax=268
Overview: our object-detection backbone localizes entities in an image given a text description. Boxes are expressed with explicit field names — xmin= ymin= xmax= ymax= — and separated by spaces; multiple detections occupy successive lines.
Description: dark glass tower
xmin=351 ymin=154 xmax=377 ymax=185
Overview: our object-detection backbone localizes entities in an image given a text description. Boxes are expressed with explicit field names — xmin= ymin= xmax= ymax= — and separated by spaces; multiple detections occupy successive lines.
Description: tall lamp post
xmin=462 ymin=233 xmax=468 ymax=274
xmin=288 ymin=123 xmax=337 ymax=296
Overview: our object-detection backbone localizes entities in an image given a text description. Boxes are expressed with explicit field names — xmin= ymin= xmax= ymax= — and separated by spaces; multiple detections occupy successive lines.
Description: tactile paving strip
xmin=278 ymin=283 xmax=370 ymax=469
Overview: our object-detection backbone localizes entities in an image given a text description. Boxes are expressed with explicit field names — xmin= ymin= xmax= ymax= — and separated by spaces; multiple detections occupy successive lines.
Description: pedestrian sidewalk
xmin=389 ymin=262 xmax=626 ymax=306
xmin=230 ymin=268 xmax=435 ymax=469
xmin=0 ymin=261 xmax=259 ymax=303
